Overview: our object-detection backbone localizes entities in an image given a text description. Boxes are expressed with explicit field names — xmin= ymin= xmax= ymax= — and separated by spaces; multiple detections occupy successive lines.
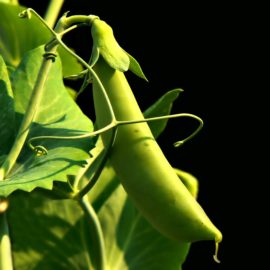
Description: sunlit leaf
xmin=0 ymin=47 xmax=94 ymax=197
xmin=144 ymin=88 xmax=183 ymax=137
xmin=96 ymin=184 xmax=191 ymax=270
xmin=0 ymin=3 xmax=83 ymax=77
xmin=126 ymin=51 xmax=148 ymax=81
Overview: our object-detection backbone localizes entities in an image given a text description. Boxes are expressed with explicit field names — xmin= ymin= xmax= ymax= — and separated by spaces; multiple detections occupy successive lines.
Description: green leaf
xmin=144 ymin=88 xmax=183 ymax=138
xmin=126 ymin=51 xmax=148 ymax=81
xmin=7 ymin=170 xmax=197 ymax=270
xmin=88 ymin=166 xmax=199 ymax=270
xmin=0 ymin=3 xmax=83 ymax=77
xmin=0 ymin=55 xmax=15 ymax=156
xmin=0 ymin=47 xmax=94 ymax=197
xmin=174 ymin=168 xmax=199 ymax=199
xmin=0 ymin=0 xmax=18 ymax=4
xmin=7 ymin=168 xmax=197 ymax=270
xmin=58 ymin=46 xmax=84 ymax=78
xmin=65 ymin=86 xmax=77 ymax=100
xmin=97 ymin=184 xmax=190 ymax=270
xmin=8 ymin=191 xmax=93 ymax=270
xmin=0 ymin=4 xmax=48 ymax=68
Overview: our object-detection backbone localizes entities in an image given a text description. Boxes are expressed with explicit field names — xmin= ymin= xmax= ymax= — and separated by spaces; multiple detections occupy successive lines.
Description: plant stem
xmin=0 ymin=13 xmax=72 ymax=180
xmin=0 ymin=213 xmax=13 ymax=270
xmin=44 ymin=0 xmax=65 ymax=28
xmin=79 ymin=196 xmax=106 ymax=270
xmin=74 ymin=128 xmax=116 ymax=198
xmin=0 ymin=47 xmax=58 ymax=180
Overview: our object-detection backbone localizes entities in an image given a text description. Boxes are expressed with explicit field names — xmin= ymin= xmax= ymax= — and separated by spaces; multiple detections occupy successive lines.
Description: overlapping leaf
xmin=97 ymin=184 xmax=191 ymax=270
xmin=0 ymin=3 xmax=83 ymax=76
xmin=0 ymin=47 xmax=94 ymax=196
xmin=8 ymin=192 xmax=90 ymax=270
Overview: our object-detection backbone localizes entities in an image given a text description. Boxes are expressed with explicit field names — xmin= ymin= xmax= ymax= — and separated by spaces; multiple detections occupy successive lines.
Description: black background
xmin=17 ymin=0 xmax=250 ymax=269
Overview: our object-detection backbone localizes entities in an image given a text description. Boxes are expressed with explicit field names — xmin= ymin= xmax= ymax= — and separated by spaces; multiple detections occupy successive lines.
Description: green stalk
xmin=79 ymin=196 xmax=106 ymax=270
xmin=44 ymin=0 xmax=65 ymax=28
xmin=0 ymin=12 xmax=73 ymax=181
xmin=0 ymin=45 xmax=58 ymax=180
xmin=0 ymin=213 xmax=13 ymax=270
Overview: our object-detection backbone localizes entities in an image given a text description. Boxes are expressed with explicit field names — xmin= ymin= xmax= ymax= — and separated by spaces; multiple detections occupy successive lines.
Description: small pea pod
xmin=91 ymin=19 xmax=222 ymax=261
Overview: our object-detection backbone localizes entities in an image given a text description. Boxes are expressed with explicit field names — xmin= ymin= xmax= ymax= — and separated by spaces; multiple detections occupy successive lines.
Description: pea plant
xmin=0 ymin=1 xmax=222 ymax=269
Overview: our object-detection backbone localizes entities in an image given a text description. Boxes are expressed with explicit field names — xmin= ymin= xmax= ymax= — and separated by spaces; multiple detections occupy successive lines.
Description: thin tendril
xmin=19 ymin=9 xmax=117 ymax=156
xmin=18 ymin=8 xmax=99 ymax=60
xmin=19 ymin=8 xmax=54 ymax=33
xmin=22 ymin=11 xmax=203 ymax=155
xmin=18 ymin=9 xmax=95 ymax=38
xmin=27 ymin=113 xmax=203 ymax=155
xmin=52 ymin=36 xmax=117 ymax=123
xmin=64 ymin=69 xmax=88 ymax=80
xmin=118 ymin=113 xmax=203 ymax=147
xmin=27 ymin=123 xmax=116 ymax=156
xmin=52 ymin=22 xmax=112 ymax=121
xmin=58 ymin=24 xmax=80 ymax=36
xmin=18 ymin=8 xmax=32 ymax=19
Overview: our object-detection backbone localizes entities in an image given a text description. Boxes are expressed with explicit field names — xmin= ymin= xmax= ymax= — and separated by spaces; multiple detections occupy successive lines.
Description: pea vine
xmin=0 ymin=1 xmax=222 ymax=269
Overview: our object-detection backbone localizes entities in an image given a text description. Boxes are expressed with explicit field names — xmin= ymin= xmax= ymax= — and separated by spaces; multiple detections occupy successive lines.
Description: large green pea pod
xmin=91 ymin=19 xmax=222 ymax=261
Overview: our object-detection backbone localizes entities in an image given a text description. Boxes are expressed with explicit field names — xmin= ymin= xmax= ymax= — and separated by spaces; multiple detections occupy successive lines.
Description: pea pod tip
xmin=213 ymin=236 xmax=222 ymax=263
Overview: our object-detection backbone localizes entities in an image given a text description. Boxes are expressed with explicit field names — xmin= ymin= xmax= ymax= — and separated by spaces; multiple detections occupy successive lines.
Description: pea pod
xmin=91 ymin=19 xmax=222 ymax=261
